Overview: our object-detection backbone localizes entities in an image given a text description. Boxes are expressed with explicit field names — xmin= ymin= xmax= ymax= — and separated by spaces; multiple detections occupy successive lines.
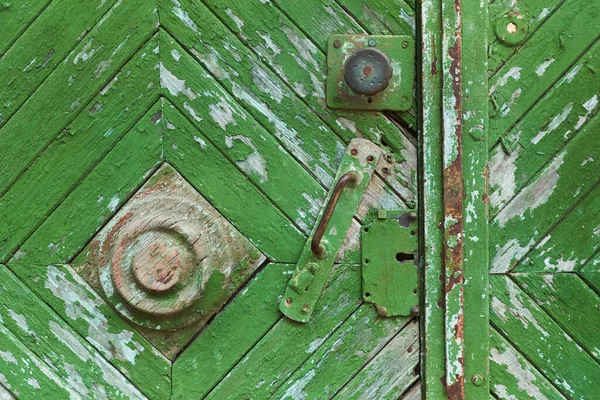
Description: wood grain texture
xmin=0 ymin=0 xmax=52 ymax=56
xmin=490 ymin=275 xmax=600 ymax=399
xmin=0 ymin=267 xmax=146 ymax=399
xmin=489 ymin=327 xmax=567 ymax=400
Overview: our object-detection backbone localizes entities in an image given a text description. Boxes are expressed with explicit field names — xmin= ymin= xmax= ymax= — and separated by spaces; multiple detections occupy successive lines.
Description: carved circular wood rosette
xmin=86 ymin=165 xmax=265 ymax=332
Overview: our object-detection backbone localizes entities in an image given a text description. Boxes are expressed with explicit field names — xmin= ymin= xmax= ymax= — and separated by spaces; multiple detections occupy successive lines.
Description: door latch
xmin=279 ymin=138 xmax=381 ymax=323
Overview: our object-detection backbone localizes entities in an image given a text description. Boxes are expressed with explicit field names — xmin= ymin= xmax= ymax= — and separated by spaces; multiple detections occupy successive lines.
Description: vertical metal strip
xmin=421 ymin=0 xmax=489 ymax=397
xmin=462 ymin=0 xmax=490 ymax=397
xmin=419 ymin=0 xmax=447 ymax=397
xmin=441 ymin=0 xmax=465 ymax=397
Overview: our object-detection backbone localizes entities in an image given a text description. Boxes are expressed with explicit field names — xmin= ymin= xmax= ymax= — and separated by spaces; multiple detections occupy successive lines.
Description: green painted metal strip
xmin=462 ymin=0 xmax=490 ymax=396
xmin=420 ymin=0 xmax=447 ymax=395
xmin=280 ymin=139 xmax=381 ymax=323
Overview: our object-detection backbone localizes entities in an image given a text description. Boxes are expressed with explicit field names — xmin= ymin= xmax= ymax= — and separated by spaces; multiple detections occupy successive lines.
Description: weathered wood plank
xmin=512 ymin=273 xmax=600 ymax=363
xmin=0 ymin=0 xmax=52 ymax=56
xmin=489 ymin=327 xmax=567 ymax=400
xmin=0 ymin=0 xmax=119 ymax=127
xmin=515 ymin=183 xmax=600 ymax=272
xmin=7 ymin=263 xmax=171 ymax=400
xmin=0 ymin=317 xmax=81 ymax=399
xmin=159 ymin=31 xmax=327 ymax=233
xmin=162 ymin=0 xmax=417 ymax=201
xmin=489 ymin=40 xmax=600 ymax=213
xmin=490 ymin=275 xmax=600 ymax=398
xmin=580 ymin=253 xmax=600 ymax=293
xmin=489 ymin=0 xmax=599 ymax=144
xmin=163 ymin=101 xmax=305 ymax=262
xmin=273 ymin=308 xmax=412 ymax=399
xmin=0 ymin=267 xmax=146 ymax=399
xmin=333 ymin=320 xmax=419 ymax=399
xmin=488 ymin=0 xmax=566 ymax=73
xmin=14 ymin=101 xmax=163 ymax=265
xmin=172 ymin=263 xmax=295 ymax=399
xmin=402 ymin=381 xmax=422 ymax=399
xmin=0 ymin=0 xmax=157 ymax=196
xmin=332 ymin=0 xmax=415 ymax=36
xmin=204 ymin=264 xmax=362 ymax=399
xmin=0 ymin=38 xmax=160 ymax=262
xmin=490 ymin=116 xmax=600 ymax=273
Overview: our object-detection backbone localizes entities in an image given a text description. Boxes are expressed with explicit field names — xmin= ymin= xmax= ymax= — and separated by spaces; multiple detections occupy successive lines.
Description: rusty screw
xmin=351 ymin=148 xmax=358 ymax=156
xmin=285 ymin=297 xmax=293 ymax=306
xmin=333 ymin=39 xmax=341 ymax=48
xmin=367 ymin=155 xmax=375 ymax=162
xmin=301 ymin=305 xmax=310 ymax=313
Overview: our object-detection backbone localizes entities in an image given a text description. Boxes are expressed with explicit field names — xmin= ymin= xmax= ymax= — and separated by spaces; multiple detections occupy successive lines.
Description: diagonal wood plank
xmin=0 ymin=0 xmax=157 ymax=196
xmin=163 ymin=101 xmax=305 ymax=262
xmin=13 ymin=100 xmax=163 ymax=265
xmin=159 ymin=31 xmax=327 ymax=233
xmin=516 ymin=183 xmax=600 ymax=273
xmin=172 ymin=263 xmax=296 ymax=399
xmin=490 ymin=275 xmax=600 ymax=398
xmin=0 ymin=37 xmax=161 ymax=262
xmin=0 ymin=0 xmax=52 ymax=56
xmin=0 ymin=266 xmax=146 ymax=399
xmin=7 ymin=263 xmax=171 ymax=400
xmin=512 ymin=273 xmax=600 ymax=363
xmin=334 ymin=0 xmax=415 ymax=35
xmin=489 ymin=39 xmax=599 ymax=214
xmin=332 ymin=320 xmax=419 ymax=399
xmin=0 ymin=0 xmax=120 ymax=128
xmin=487 ymin=0 xmax=567 ymax=74
xmin=490 ymin=115 xmax=600 ymax=273
xmin=204 ymin=264 xmax=362 ymax=399
xmin=0 ymin=314 xmax=82 ymax=399
xmin=273 ymin=308 xmax=413 ymax=399
xmin=489 ymin=327 xmax=567 ymax=400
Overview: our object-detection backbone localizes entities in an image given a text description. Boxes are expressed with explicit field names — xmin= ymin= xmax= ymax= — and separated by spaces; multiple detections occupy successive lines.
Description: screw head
xmin=367 ymin=155 xmax=375 ymax=162
xmin=401 ymin=40 xmax=409 ymax=49
xmin=351 ymin=148 xmax=358 ymax=156
xmin=368 ymin=39 xmax=377 ymax=47
xmin=471 ymin=373 xmax=485 ymax=386
xmin=333 ymin=39 xmax=341 ymax=48
xmin=301 ymin=305 xmax=310 ymax=313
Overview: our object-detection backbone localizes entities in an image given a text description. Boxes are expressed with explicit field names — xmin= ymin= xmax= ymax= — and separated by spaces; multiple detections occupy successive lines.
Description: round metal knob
xmin=344 ymin=49 xmax=393 ymax=96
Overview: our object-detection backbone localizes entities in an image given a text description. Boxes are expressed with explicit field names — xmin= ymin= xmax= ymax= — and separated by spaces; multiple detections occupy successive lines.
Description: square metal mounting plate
xmin=327 ymin=34 xmax=415 ymax=111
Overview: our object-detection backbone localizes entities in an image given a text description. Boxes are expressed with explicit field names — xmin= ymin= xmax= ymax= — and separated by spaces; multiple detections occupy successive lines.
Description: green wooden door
xmin=0 ymin=0 xmax=421 ymax=399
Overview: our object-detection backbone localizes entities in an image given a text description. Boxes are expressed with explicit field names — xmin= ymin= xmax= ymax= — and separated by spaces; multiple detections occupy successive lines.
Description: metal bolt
xmin=333 ymin=39 xmax=341 ymax=48
xmin=367 ymin=155 xmax=375 ymax=162
xmin=382 ymin=167 xmax=390 ymax=174
xmin=469 ymin=126 xmax=484 ymax=141
xmin=368 ymin=39 xmax=377 ymax=47
xmin=471 ymin=373 xmax=484 ymax=386
xmin=285 ymin=297 xmax=293 ymax=306
xmin=301 ymin=305 xmax=310 ymax=313
xmin=401 ymin=40 xmax=409 ymax=49
xmin=407 ymin=200 xmax=416 ymax=209
xmin=401 ymin=95 xmax=409 ymax=103
xmin=351 ymin=148 xmax=358 ymax=156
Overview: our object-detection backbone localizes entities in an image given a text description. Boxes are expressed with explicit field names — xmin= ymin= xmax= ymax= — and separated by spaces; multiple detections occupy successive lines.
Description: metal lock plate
xmin=327 ymin=35 xmax=415 ymax=111
xmin=361 ymin=209 xmax=419 ymax=317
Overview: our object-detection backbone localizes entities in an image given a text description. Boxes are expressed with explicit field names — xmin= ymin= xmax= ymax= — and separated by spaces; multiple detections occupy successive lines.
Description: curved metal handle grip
xmin=311 ymin=172 xmax=359 ymax=257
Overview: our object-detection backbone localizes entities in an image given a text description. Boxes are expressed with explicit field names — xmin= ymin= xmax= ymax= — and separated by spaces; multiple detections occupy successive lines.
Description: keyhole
xmin=396 ymin=252 xmax=415 ymax=262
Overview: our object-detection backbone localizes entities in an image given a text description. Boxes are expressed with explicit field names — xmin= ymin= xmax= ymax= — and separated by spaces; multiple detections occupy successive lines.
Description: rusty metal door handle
xmin=311 ymin=172 xmax=359 ymax=257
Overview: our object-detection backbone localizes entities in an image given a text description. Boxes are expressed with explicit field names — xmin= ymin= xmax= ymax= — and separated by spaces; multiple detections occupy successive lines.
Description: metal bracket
xmin=279 ymin=138 xmax=381 ymax=323
xmin=326 ymin=35 xmax=415 ymax=111
xmin=361 ymin=209 xmax=419 ymax=317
